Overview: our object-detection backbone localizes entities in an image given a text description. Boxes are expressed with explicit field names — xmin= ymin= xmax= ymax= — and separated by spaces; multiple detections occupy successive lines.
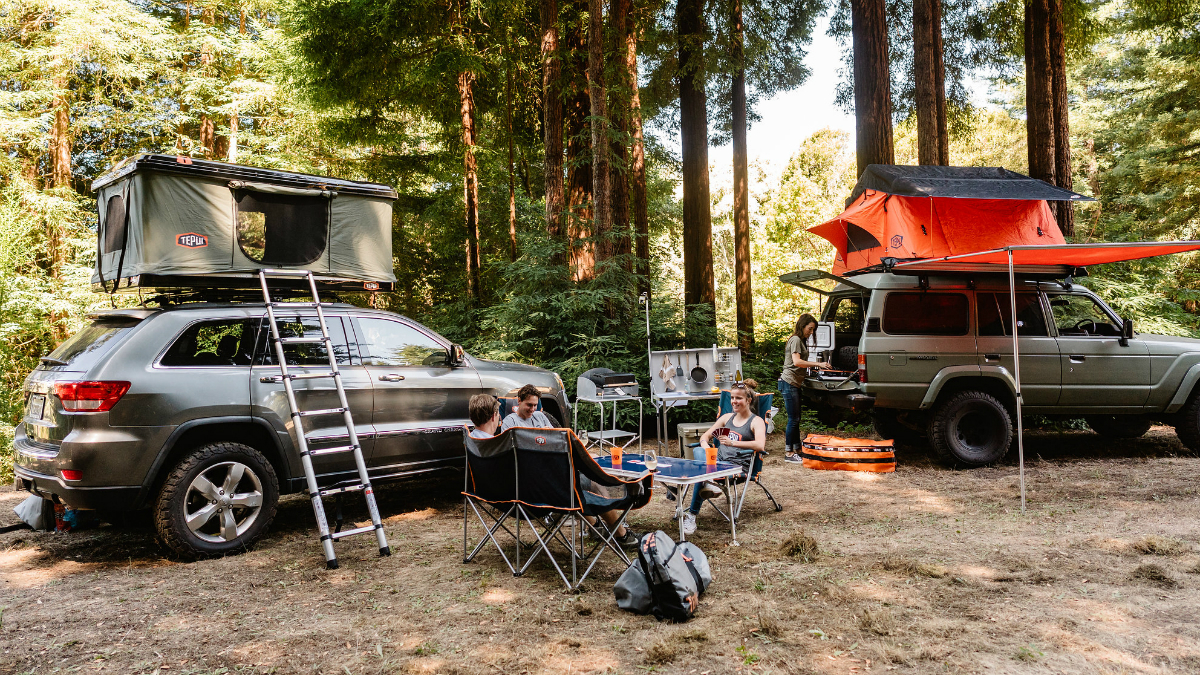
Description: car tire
xmin=1172 ymin=393 xmax=1200 ymax=452
xmin=872 ymin=408 xmax=925 ymax=450
xmin=928 ymin=391 xmax=1012 ymax=467
xmin=1085 ymin=415 xmax=1152 ymax=440
xmin=154 ymin=442 xmax=279 ymax=559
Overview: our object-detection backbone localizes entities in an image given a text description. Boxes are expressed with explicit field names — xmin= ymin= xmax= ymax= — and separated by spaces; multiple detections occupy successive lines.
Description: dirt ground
xmin=3 ymin=427 xmax=1200 ymax=675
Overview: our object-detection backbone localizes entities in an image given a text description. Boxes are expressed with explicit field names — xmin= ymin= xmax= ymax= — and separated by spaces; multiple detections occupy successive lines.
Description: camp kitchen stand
xmin=91 ymin=154 xmax=400 ymax=568
xmin=573 ymin=374 xmax=643 ymax=454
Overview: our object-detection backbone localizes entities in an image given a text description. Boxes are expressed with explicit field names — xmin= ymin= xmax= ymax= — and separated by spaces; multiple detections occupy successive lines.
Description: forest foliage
xmin=3 ymin=0 xmax=1200 ymax=470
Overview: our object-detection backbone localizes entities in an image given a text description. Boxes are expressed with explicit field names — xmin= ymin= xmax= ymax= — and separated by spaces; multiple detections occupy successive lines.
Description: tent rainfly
xmin=90 ymin=154 xmax=399 ymax=293
xmin=894 ymin=241 xmax=1200 ymax=511
xmin=810 ymin=165 xmax=1094 ymax=275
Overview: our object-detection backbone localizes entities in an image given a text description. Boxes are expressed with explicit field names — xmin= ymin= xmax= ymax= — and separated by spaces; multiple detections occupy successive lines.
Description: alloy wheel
xmin=184 ymin=461 xmax=264 ymax=543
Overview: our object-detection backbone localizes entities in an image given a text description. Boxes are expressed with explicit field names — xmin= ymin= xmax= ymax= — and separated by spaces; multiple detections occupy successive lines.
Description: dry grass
xmin=880 ymin=553 xmax=949 ymax=578
xmin=1131 ymin=563 xmax=1177 ymax=587
xmin=1132 ymin=535 xmax=1187 ymax=556
xmin=778 ymin=530 xmax=819 ymax=561
xmin=4 ymin=426 xmax=1200 ymax=674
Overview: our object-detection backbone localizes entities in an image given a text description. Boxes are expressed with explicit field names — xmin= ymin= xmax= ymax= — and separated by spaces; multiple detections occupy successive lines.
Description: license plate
xmin=27 ymin=394 xmax=45 ymax=420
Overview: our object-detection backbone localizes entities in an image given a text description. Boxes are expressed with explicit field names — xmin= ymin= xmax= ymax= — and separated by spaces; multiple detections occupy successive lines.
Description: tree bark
xmin=565 ymin=12 xmax=595 ymax=281
xmin=48 ymin=79 xmax=70 ymax=341
xmin=541 ymin=0 xmax=565 ymax=253
xmin=932 ymin=0 xmax=948 ymax=165
xmin=677 ymin=0 xmax=715 ymax=324
xmin=609 ymin=0 xmax=631 ymax=272
xmin=913 ymin=0 xmax=939 ymax=165
xmin=852 ymin=0 xmax=894 ymax=175
xmin=731 ymin=0 xmax=752 ymax=349
xmin=506 ymin=45 xmax=518 ymax=261
xmin=588 ymin=0 xmax=612 ymax=265
xmin=1049 ymin=0 xmax=1073 ymax=237
xmin=627 ymin=9 xmax=650 ymax=297
xmin=1024 ymin=0 xmax=1055 ymax=190
xmin=459 ymin=70 xmax=482 ymax=302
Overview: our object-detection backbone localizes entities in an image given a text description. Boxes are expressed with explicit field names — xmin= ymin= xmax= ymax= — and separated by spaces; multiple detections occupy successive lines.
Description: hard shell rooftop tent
xmin=91 ymin=154 xmax=399 ymax=293
xmin=809 ymin=165 xmax=1094 ymax=275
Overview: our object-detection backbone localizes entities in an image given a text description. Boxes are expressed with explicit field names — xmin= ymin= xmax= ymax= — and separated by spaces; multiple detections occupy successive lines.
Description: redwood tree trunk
xmin=1049 ymin=0 xmax=1073 ymax=237
xmin=932 ymin=0 xmax=948 ymax=165
xmin=565 ymin=10 xmax=595 ymax=281
xmin=610 ymin=0 xmax=631 ymax=271
xmin=627 ymin=10 xmax=650 ymax=297
xmin=677 ymin=0 xmax=715 ymax=323
xmin=851 ymin=0 xmax=894 ymax=174
xmin=48 ymin=83 xmax=70 ymax=340
xmin=541 ymin=0 xmax=565 ymax=252
xmin=731 ymin=0 xmax=752 ymax=348
xmin=588 ymin=0 xmax=612 ymax=265
xmin=913 ymin=0 xmax=940 ymax=165
xmin=506 ymin=48 xmax=518 ymax=261
xmin=1025 ymin=0 xmax=1055 ymax=190
xmin=459 ymin=70 xmax=482 ymax=302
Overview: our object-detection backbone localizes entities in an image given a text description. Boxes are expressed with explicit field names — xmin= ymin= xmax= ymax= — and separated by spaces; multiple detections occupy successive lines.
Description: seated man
xmin=468 ymin=393 xmax=500 ymax=439
xmin=501 ymin=384 xmax=556 ymax=430
xmin=500 ymin=383 xmax=639 ymax=546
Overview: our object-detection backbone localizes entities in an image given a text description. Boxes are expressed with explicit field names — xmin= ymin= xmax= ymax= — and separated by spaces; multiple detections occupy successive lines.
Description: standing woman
xmin=780 ymin=314 xmax=831 ymax=463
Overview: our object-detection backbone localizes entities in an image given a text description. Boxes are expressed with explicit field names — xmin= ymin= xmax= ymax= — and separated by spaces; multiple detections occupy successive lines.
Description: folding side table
xmin=574 ymin=377 xmax=643 ymax=454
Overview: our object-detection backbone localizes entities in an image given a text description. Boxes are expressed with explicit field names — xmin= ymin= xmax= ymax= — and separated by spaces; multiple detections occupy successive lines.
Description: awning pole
xmin=1008 ymin=249 xmax=1026 ymax=512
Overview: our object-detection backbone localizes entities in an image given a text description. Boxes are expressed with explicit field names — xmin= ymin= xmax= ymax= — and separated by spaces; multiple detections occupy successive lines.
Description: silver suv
xmin=796 ymin=271 xmax=1200 ymax=466
xmin=13 ymin=303 xmax=568 ymax=556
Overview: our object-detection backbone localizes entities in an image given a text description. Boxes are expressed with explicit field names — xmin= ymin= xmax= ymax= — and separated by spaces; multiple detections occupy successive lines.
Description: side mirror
xmin=1120 ymin=319 xmax=1134 ymax=346
xmin=448 ymin=344 xmax=466 ymax=367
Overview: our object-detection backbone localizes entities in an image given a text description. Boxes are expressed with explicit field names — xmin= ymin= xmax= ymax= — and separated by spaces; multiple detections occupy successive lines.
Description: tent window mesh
xmin=234 ymin=190 xmax=328 ymax=265
xmin=103 ymin=194 xmax=127 ymax=253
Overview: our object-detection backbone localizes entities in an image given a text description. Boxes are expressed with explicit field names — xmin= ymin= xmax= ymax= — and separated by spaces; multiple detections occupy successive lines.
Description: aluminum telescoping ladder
xmin=257 ymin=270 xmax=390 ymax=569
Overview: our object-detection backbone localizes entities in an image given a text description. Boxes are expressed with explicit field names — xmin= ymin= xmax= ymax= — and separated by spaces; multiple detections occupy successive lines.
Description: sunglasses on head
xmin=730 ymin=381 xmax=750 ymax=390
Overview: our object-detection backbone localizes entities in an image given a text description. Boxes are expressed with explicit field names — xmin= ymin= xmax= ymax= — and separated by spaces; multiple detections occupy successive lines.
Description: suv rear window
xmin=160 ymin=320 xmax=258 ymax=366
xmin=977 ymin=293 xmax=1049 ymax=336
xmin=883 ymin=293 xmax=969 ymax=335
xmin=45 ymin=318 xmax=141 ymax=370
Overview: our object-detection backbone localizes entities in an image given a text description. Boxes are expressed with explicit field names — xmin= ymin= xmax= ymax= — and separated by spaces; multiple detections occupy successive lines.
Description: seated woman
xmin=681 ymin=380 xmax=766 ymax=536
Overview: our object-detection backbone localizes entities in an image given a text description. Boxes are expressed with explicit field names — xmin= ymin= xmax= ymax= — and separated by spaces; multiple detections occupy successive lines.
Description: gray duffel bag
xmin=614 ymin=530 xmax=712 ymax=621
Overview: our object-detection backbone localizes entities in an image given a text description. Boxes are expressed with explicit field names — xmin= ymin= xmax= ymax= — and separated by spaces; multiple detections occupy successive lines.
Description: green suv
xmin=789 ymin=270 xmax=1200 ymax=466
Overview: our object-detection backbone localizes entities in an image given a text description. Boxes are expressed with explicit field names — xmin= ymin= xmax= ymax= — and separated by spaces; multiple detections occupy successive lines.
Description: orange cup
xmin=611 ymin=445 xmax=622 ymax=464
xmin=705 ymin=446 xmax=717 ymax=465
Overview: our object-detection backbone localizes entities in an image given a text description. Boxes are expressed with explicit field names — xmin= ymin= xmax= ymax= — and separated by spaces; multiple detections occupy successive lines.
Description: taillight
xmin=54 ymin=381 xmax=131 ymax=412
xmin=61 ymin=470 xmax=82 ymax=481
xmin=857 ymin=354 xmax=867 ymax=383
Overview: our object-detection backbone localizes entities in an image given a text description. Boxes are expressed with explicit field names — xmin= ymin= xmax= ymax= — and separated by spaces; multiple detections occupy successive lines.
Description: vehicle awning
xmin=890 ymin=241 xmax=1200 ymax=272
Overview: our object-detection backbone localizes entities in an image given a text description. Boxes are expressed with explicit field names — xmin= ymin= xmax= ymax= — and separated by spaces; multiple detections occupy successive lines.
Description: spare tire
xmin=832 ymin=346 xmax=859 ymax=371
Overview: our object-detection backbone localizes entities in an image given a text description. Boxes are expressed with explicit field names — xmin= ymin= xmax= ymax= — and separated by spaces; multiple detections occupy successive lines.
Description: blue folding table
xmin=595 ymin=453 xmax=744 ymax=546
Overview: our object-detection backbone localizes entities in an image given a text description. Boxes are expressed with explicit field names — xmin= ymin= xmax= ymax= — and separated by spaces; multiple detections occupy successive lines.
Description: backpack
xmin=614 ymin=530 xmax=712 ymax=622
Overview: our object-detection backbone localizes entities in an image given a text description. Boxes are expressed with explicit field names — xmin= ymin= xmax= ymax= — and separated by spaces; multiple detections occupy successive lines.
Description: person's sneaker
xmin=784 ymin=451 xmax=804 ymax=464
xmin=615 ymin=529 xmax=640 ymax=547
xmin=697 ymin=482 xmax=723 ymax=500
xmin=681 ymin=512 xmax=697 ymax=536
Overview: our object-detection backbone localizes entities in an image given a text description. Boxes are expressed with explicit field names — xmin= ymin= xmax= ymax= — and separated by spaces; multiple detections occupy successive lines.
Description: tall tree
xmin=609 ymin=0 xmax=631 ymax=273
xmin=1024 ymin=0 xmax=1056 ymax=190
xmin=564 ymin=0 xmax=595 ymax=280
xmin=588 ymin=0 xmax=613 ymax=264
xmin=506 ymin=38 xmax=518 ymax=261
xmin=730 ymin=0 xmax=752 ymax=347
xmin=625 ymin=4 xmax=650 ymax=297
xmin=677 ymin=0 xmax=715 ymax=327
xmin=460 ymin=69 xmax=482 ymax=302
xmin=1049 ymin=0 xmax=1073 ymax=236
xmin=852 ymin=0 xmax=894 ymax=174
xmin=913 ymin=0 xmax=948 ymax=165
xmin=542 ymin=0 xmax=566 ymax=254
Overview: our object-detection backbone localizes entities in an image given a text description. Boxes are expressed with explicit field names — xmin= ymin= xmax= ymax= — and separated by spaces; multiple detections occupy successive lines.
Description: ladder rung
xmin=307 ymin=444 xmax=357 ymax=457
xmin=287 ymin=371 xmax=339 ymax=381
xmin=329 ymin=524 xmax=378 ymax=540
xmin=278 ymin=336 xmax=329 ymax=344
xmin=268 ymin=302 xmax=328 ymax=308
xmin=295 ymin=407 xmax=347 ymax=418
xmin=259 ymin=269 xmax=314 ymax=277
xmin=319 ymin=484 xmax=366 ymax=497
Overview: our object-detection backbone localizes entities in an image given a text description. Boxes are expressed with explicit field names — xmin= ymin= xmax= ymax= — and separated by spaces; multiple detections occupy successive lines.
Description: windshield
xmin=45 ymin=318 xmax=142 ymax=370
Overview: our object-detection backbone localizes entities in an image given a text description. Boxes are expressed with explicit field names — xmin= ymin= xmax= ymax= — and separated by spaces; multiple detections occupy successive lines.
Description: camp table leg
xmin=676 ymin=482 xmax=689 ymax=542
xmin=726 ymin=475 xmax=739 ymax=547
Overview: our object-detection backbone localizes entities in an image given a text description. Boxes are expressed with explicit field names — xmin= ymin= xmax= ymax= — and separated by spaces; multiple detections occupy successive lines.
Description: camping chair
xmin=686 ymin=391 xmax=782 ymax=522
xmin=462 ymin=427 xmax=652 ymax=591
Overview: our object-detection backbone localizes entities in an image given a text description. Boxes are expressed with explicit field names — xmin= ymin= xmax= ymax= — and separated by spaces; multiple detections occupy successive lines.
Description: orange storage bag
xmin=800 ymin=434 xmax=895 ymax=473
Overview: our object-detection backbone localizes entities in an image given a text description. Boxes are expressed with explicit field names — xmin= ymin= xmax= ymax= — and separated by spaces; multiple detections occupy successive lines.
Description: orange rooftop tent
xmin=809 ymin=165 xmax=1094 ymax=275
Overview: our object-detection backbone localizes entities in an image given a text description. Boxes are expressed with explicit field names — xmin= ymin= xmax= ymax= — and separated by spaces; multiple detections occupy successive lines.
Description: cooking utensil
xmin=675 ymin=353 xmax=684 ymax=377
xmin=659 ymin=354 xmax=677 ymax=392
xmin=690 ymin=350 xmax=708 ymax=386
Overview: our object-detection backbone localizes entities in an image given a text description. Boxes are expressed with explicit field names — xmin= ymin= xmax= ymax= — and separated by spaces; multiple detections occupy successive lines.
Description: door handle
xmin=379 ymin=374 xmax=405 ymax=382
xmin=984 ymin=354 xmax=1000 ymax=362
xmin=1069 ymin=355 xmax=1086 ymax=363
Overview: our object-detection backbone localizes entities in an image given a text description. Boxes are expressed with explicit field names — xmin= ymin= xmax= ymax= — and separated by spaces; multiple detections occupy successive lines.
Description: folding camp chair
xmin=462 ymin=427 xmax=652 ymax=591
xmin=685 ymin=391 xmax=782 ymax=522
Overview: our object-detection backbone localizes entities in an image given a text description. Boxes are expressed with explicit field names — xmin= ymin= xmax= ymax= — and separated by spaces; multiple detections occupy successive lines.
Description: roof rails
xmin=95 ymin=273 xmax=391 ymax=296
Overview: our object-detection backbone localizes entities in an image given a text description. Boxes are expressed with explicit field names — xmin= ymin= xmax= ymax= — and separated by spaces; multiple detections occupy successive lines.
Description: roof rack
xmin=881 ymin=257 xmax=1085 ymax=279
xmin=95 ymin=273 xmax=391 ymax=296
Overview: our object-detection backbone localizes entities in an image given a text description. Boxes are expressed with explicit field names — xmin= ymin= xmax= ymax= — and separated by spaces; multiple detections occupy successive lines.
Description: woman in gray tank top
xmin=680 ymin=381 xmax=767 ymax=536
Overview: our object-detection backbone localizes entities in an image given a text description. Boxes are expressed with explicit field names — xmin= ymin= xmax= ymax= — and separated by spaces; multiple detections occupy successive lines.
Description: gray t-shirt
xmin=781 ymin=334 xmax=810 ymax=386
xmin=469 ymin=428 xmax=495 ymax=439
xmin=501 ymin=410 xmax=555 ymax=430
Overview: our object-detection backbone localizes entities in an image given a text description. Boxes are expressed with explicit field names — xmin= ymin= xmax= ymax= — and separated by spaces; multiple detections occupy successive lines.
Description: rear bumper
xmin=802 ymin=378 xmax=876 ymax=412
xmin=13 ymin=465 xmax=141 ymax=510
